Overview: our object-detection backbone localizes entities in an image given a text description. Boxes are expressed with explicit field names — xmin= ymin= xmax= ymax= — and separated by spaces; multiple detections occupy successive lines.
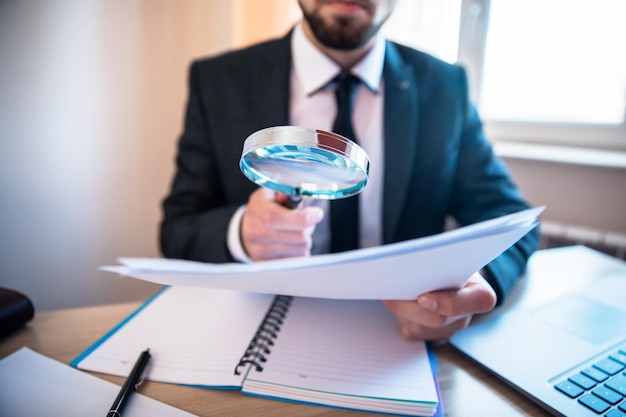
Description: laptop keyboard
xmin=555 ymin=346 xmax=626 ymax=415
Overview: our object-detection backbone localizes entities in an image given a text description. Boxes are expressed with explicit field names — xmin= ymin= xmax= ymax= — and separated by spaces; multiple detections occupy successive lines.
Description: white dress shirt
xmin=228 ymin=22 xmax=386 ymax=261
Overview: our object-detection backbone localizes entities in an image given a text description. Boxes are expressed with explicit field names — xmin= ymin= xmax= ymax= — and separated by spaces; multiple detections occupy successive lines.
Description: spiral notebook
xmin=72 ymin=286 xmax=441 ymax=416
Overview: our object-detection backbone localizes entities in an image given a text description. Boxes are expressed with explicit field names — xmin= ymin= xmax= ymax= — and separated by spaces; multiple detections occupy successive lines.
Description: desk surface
xmin=7 ymin=248 xmax=600 ymax=417
xmin=0 ymin=303 xmax=551 ymax=417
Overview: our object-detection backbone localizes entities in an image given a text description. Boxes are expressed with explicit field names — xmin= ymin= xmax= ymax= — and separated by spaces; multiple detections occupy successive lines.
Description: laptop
xmin=450 ymin=245 xmax=626 ymax=417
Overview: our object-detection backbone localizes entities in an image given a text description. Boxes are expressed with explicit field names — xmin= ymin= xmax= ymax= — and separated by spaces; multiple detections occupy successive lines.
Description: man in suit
xmin=160 ymin=0 xmax=539 ymax=341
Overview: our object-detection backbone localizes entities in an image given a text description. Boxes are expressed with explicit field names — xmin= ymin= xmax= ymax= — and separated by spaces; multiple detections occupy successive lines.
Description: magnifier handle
xmin=282 ymin=195 xmax=302 ymax=210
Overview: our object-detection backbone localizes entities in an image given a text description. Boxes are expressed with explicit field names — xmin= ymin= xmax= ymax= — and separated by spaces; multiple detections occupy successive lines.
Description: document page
xmin=74 ymin=287 xmax=275 ymax=388
xmin=103 ymin=207 xmax=544 ymax=300
xmin=0 ymin=347 xmax=195 ymax=417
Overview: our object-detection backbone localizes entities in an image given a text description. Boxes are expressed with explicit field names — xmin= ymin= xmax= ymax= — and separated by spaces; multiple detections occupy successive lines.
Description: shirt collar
xmin=292 ymin=22 xmax=385 ymax=95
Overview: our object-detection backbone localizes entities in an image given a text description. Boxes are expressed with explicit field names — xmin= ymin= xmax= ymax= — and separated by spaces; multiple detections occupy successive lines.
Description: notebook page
xmin=242 ymin=298 xmax=437 ymax=408
xmin=74 ymin=287 xmax=275 ymax=388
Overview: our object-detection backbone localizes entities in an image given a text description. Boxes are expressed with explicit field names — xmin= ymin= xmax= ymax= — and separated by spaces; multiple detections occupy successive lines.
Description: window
xmin=480 ymin=0 xmax=626 ymax=125
xmin=385 ymin=0 xmax=626 ymax=152
xmin=383 ymin=0 xmax=461 ymax=64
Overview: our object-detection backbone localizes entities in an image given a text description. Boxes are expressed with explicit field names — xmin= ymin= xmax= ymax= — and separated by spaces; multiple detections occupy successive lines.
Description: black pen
xmin=106 ymin=348 xmax=151 ymax=417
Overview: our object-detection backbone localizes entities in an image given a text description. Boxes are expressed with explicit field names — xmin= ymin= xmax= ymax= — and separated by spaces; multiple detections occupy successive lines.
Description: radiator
xmin=540 ymin=221 xmax=626 ymax=261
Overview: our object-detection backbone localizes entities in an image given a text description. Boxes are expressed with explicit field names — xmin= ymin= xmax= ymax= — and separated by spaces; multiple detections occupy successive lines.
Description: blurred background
xmin=1 ymin=0 xmax=624 ymax=311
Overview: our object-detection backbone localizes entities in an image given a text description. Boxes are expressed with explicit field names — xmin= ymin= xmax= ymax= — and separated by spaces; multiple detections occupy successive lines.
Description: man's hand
xmin=383 ymin=272 xmax=497 ymax=341
xmin=241 ymin=188 xmax=324 ymax=261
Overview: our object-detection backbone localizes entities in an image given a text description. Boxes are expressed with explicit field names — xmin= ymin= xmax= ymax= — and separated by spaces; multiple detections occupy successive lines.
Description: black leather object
xmin=0 ymin=288 xmax=35 ymax=338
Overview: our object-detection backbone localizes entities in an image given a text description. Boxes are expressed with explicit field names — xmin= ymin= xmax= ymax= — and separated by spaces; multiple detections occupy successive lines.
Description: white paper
xmin=103 ymin=207 xmax=543 ymax=300
xmin=0 ymin=347 xmax=196 ymax=417
xmin=242 ymin=298 xmax=438 ymax=414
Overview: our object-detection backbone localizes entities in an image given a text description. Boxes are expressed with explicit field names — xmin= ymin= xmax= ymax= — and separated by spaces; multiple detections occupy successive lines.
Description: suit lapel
xmin=382 ymin=42 xmax=419 ymax=244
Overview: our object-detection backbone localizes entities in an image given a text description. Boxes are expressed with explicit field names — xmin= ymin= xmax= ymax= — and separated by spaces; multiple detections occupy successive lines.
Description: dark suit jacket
xmin=160 ymin=32 xmax=539 ymax=303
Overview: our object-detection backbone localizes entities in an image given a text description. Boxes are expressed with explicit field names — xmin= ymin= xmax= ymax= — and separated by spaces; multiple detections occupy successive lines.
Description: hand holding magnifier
xmin=239 ymin=126 xmax=370 ymax=208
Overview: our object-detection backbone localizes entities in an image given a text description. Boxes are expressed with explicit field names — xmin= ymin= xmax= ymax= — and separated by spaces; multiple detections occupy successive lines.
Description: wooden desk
xmin=0 ymin=303 xmax=551 ymax=416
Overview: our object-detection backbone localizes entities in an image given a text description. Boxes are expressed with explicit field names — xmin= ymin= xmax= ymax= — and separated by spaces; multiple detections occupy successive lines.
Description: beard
xmin=301 ymin=7 xmax=383 ymax=50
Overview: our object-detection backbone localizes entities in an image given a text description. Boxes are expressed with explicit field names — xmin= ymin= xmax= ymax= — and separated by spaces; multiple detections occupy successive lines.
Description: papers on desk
xmin=103 ymin=207 xmax=543 ymax=300
xmin=0 ymin=347 xmax=195 ymax=417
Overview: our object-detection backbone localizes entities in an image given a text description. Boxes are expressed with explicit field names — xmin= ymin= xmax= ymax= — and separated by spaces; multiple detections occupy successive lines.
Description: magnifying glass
xmin=239 ymin=126 xmax=370 ymax=208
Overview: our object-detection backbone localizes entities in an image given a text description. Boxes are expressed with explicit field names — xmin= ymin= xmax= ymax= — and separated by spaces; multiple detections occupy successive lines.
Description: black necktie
xmin=330 ymin=72 xmax=360 ymax=253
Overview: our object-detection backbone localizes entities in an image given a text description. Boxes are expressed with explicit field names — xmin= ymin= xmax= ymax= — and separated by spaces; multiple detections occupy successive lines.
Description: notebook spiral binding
xmin=234 ymin=295 xmax=293 ymax=375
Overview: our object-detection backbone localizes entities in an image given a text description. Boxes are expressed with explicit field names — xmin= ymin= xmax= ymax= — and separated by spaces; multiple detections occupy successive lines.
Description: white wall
xmin=0 ymin=0 xmax=239 ymax=310
xmin=503 ymin=157 xmax=626 ymax=235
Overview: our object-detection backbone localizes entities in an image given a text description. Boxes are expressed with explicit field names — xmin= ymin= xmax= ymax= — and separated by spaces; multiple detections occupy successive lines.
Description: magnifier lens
xmin=240 ymin=126 xmax=370 ymax=199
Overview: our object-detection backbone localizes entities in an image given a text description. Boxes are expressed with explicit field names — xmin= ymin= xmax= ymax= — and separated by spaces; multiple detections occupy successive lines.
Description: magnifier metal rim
xmin=242 ymin=126 xmax=369 ymax=172
xmin=240 ymin=126 xmax=370 ymax=199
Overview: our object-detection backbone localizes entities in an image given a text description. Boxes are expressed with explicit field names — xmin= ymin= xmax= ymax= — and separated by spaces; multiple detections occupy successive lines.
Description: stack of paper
xmin=103 ymin=207 xmax=543 ymax=300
